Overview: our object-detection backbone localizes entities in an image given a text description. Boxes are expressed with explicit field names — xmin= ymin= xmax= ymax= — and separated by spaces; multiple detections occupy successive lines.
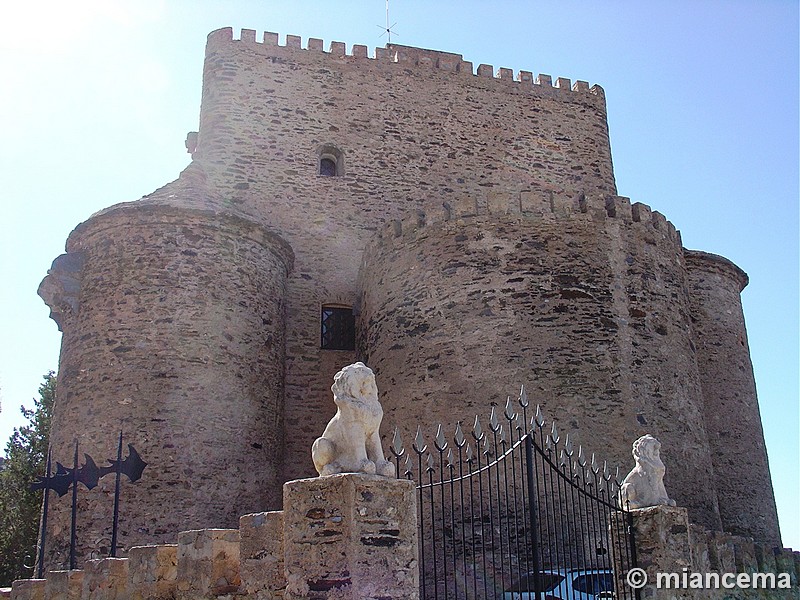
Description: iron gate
xmin=390 ymin=387 xmax=639 ymax=600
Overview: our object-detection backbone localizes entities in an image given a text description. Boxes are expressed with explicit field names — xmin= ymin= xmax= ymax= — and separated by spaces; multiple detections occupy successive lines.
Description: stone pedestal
xmin=176 ymin=529 xmax=240 ymax=600
xmin=82 ymin=559 xmax=129 ymax=600
xmin=44 ymin=570 xmax=83 ymax=600
xmin=239 ymin=511 xmax=286 ymax=598
xmin=283 ymin=474 xmax=418 ymax=600
xmin=128 ymin=545 xmax=177 ymax=600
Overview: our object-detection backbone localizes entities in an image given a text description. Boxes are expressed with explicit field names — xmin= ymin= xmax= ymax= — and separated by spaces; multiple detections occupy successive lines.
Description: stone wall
xmin=613 ymin=505 xmax=799 ymax=599
xmin=37 ymin=24 xmax=782 ymax=565
xmin=685 ymin=251 xmax=781 ymax=546
xmin=195 ymin=27 xmax=617 ymax=485
xmin=39 ymin=200 xmax=294 ymax=569
xmin=9 ymin=474 xmax=418 ymax=600
xmin=357 ymin=196 xmax=722 ymax=532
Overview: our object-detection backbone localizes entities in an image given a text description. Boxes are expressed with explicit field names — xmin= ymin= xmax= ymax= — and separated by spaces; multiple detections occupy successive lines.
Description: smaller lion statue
xmin=619 ymin=434 xmax=676 ymax=509
xmin=312 ymin=362 xmax=395 ymax=478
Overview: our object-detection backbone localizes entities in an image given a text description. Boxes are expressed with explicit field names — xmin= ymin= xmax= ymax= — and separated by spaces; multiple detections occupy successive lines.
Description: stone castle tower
xmin=38 ymin=27 xmax=780 ymax=569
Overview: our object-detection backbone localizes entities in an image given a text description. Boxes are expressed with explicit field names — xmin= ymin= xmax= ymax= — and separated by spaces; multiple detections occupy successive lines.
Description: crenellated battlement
xmin=367 ymin=192 xmax=682 ymax=252
xmin=205 ymin=27 xmax=605 ymax=104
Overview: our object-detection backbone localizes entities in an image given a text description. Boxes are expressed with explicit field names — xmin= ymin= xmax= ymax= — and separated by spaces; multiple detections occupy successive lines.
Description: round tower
xmin=685 ymin=250 xmax=781 ymax=545
xmin=38 ymin=166 xmax=293 ymax=569
xmin=357 ymin=197 xmax=723 ymax=531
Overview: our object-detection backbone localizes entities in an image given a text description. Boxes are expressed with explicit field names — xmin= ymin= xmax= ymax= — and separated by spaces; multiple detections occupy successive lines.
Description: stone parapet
xmin=612 ymin=506 xmax=798 ymax=599
xmin=205 ymin=28 xmax=606 ymax=107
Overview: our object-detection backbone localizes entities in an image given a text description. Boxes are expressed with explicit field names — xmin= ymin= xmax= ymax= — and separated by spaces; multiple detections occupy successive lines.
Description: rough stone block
xmin=263 ymin=32 xmax=278 ymax=45
xmin=240 ymin=29 xmax=256 ymax=43
xmin=631 ymin=202 xmax=652 ymax=223
xmin=518 ymin=70 xmax=534 ymax=83
xmin=283 ymin=474 xmax=418 ymax=600
xmin=498 ymin=67 xmax=513 ymax=81
xmin=755 ymin=543 xmax=778 ymax=574
xmin=605 ymin=196 xmax=632 ymax=221
xmin=82 ymin=559 xmax=129 ymax=600
xmin=709 ymin=532 xmax=736 ymax=574
xmin=176 ymin=529 xmax=240 ymax=600
xmin=351 ymin=44 xmax=368 ymax=58
xmin=536 ymin=73 xmax=553 ymax=86
xmin=520 ymin=190 xmax=550 ymax=216
xmin=487 ymin=191 xmax=511 ymax=215
xmin=44 ymin=570 xmax=83 ymax=600
xmin=731 ymin=536 xmax=757 ymax=574
xmin=774 ymin=549 xmax=797 ymax=586
xmin=127 ymin=545 xmax=177 ymax=600
xmin=239 ymin=511 xmax=285 ymax=597
xmin=286 ymin=35 xmax=301 ymax=49
xmin=307 ymin=38 xmax=323 ymax=51
xmin=477 ymin=64 xmax=493 ymax=78
xmin=688 ymin=524 xmax=712 ymax=574
xmin=10 ymin=580 xmax=45 ymax=600
xmin=329 ymin=42 xmax=345 ymax=56
xmin=555 ymin=76 xmax=571 ymax=89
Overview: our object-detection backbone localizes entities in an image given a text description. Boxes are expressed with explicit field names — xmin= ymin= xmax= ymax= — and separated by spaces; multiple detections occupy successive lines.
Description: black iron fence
xmin=390 ymin=387 xmax=638 ymax=600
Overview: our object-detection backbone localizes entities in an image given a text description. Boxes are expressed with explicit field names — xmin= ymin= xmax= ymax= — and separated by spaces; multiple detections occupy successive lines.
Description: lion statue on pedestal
xmin=312 ymin=362 xmax=395 ymax=478
xmin=619 ymin=434 xmax=676 ymax=509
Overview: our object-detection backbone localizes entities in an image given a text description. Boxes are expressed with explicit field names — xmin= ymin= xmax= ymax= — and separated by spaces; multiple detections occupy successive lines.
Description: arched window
xmin=320 ymin=157 xmax=337 ymax=177
xmin=321 ymin=305 xmax=355 ymax=350
xmin=318 ymin=144 xmax=344 ymax=177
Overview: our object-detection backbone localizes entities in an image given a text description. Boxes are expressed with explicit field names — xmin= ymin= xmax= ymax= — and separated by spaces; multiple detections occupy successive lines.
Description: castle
xmin=37 ymin=27 xmax=781 ymax=570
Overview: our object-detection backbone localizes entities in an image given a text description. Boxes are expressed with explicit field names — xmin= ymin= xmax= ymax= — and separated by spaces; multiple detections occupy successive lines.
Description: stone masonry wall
xmin=38 ymin=203 xmax=293 ymax=570
xmin=685 ymin=251 xmax=781 ymax=545
xmin=357 ymin=196 xmax=723 ymax=531
xmin=193 ymin=27 xmax=617 ymax=483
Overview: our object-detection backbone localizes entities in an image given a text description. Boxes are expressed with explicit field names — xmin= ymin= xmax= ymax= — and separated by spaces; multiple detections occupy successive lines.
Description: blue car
xmin=504 ymin=568 xmax=615 ymax=599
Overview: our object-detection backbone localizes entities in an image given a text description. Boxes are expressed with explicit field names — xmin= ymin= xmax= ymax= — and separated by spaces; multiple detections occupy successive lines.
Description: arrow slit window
xmin=321 ymin=305 xmax=355 ymax=350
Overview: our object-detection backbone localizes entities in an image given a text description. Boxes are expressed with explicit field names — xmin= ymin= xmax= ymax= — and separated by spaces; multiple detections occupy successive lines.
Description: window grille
xmin=321 ymin=306 xmax=355 ymax=350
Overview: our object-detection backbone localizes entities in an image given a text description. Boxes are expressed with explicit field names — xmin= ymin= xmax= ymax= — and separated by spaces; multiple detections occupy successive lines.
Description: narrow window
xmin=321 ymin=305 xmax=355 ymax=350
xmin=320 ymin=157 xmax=337 ymax=177
xmin=318 ymin=144 xmax=344 ymax=176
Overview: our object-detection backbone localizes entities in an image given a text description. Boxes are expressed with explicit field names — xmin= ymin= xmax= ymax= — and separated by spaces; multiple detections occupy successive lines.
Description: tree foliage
xmin=0 ymin=372 xmax=55 ymax=586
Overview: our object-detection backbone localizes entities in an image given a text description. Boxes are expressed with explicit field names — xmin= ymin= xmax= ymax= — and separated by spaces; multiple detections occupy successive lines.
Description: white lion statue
xmin=619 ymin=434 xmax=676 ymax=509
xmin=312 ymin=362 xmax=395 ymax=478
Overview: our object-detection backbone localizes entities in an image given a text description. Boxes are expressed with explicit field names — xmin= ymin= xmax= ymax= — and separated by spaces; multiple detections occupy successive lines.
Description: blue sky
xmin=0 ymin=1 xmax=797 ymax=548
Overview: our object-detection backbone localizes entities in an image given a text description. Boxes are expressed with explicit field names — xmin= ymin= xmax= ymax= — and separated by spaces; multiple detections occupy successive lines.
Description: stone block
xmin=239 ymin=512 xmax=285 ymax=597
xmin=755 ymin=543 xmax=778 ymax=574
xmin=613 ymin=506 xmax=692 ymax=600
xmin=82 ymin=559 xmax=129 ymax=600
xmin=520 ymin=190 xmax=550 ymax=217
xmin=774 ymin=549 xmax=797 ymax=586
xmin=709 ymin=532 xmax=736 ymax=574
xmin=731 ymin=536 xmax=757 ymax=574
xmin=176 ymin=529 xmax=240 ymax=600
xmin=128 ymin=545 xmax=177 ymax=600
xmin=283 ymin=473 xmax=418 ymax=600
xmin=44 ymin=570 xmax=83 ymax=600
xmin=10 ymin=580 xmax=45 ymax=600
xmin=487 ymin=191 xmax=511 ymax=215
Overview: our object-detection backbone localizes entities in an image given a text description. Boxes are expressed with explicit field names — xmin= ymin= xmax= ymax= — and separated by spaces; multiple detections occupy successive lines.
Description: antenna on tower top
xmin=377 ymin=0 xmax=398 ymax=44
